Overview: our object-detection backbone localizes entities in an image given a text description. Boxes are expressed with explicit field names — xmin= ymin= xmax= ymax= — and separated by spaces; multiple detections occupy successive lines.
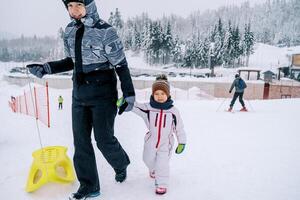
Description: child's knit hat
xmin=152 ymin=74 xmax=170 ymax=97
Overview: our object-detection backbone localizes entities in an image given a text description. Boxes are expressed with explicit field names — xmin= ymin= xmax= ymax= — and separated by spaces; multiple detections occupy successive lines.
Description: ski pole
xmin=216 ymin=98 xmax=227 ymax=112
xmin=247 ymin=99 xmax=255 ymax=112
xmin=24 ymin=64 xmax=45 ymax=149
xmin=24 ymin=63 xmax=50 ymax=178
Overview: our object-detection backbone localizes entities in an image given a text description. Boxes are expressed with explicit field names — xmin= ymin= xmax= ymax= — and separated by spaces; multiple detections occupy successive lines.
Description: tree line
xmin=0 ymin=0 xmax=298 ymax=68
xmin=110 ymin=10 xmax=254 ymax=68
xmin=0 ymin=33 xmax=64 ymax=62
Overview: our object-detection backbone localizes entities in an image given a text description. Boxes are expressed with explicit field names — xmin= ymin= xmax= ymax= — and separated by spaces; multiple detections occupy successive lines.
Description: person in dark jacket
xmin=26 ymin=0 xmax=135 ymax=199
xmin=228 ymin=74 xmax=247 ymax=112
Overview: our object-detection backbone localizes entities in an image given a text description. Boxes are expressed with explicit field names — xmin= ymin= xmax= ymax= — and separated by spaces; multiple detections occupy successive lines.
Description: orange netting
xmin=8 ymin=82 xmax=50 ymax=127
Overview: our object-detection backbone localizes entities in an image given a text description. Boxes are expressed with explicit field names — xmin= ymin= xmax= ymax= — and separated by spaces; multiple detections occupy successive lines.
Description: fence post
xmin=24 ymin=90 xmax=28 ymax=115
xmin=16 ymin=97 xmax=18 ymax=112
xmin=46 ymin=82 xmax=50 ymax=128
xmin=19 ymin=96 xmax=21 ymax=113
xmin=34 ymin=86 xmax=38 ymax=120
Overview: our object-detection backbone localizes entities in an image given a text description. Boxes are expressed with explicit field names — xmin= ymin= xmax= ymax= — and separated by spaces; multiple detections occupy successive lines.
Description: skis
xmin=225 ymin=109 xmax=248 ymax=113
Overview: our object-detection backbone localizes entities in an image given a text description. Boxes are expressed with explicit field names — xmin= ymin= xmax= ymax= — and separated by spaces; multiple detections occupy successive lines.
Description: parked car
xmin=179 ymin=73 xmax=189 ymax=77
xmin=10 ymin=67 xmax=26 ymax=74
xmin=193 ymin=74 xmax=205 ymax=78
xmin=168 ymin=72 xmax=177 ymax=77
xmin=138 ymin=73 xmax=151 ymax=77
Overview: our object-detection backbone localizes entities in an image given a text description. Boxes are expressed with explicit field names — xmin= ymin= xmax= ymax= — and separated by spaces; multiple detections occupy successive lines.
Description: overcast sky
xmin=0 ymin=0 xmax=263 ymax=37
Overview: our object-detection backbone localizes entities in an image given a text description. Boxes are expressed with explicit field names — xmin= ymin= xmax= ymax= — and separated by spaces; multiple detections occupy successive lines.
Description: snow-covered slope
xmin=248 ymin=43 xmax=290 ymax=71
xmin=0 ymin=43 xmax=300 ymax=199
xmin=0 ymin=80 xmax=300 ymax=200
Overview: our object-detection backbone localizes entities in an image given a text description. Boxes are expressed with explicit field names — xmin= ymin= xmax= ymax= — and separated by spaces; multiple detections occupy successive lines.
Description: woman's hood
xmin=63 ymin=0 xmax=100 ymax=26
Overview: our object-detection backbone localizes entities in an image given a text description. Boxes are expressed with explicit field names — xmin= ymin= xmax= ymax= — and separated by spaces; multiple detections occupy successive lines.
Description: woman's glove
xmin=26 ymin=63 xmax=51 ymax=78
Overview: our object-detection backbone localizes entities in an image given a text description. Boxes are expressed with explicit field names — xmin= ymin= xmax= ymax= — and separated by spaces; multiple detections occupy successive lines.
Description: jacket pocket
xmin=168 ymin=134 xmax=174 ymax=156
xmin=90 ymin=45 xmax=101 ymax=58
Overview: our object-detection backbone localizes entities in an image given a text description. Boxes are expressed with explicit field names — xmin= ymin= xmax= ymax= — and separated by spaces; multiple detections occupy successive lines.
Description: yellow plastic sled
xmin=26 ymin=146 xmax=75 ymax=192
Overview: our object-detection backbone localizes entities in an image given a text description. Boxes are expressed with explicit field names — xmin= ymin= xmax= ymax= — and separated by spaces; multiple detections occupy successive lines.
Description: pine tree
xmin=183 ymin=35 xmax=202 ymax=68
xmin=123 ymin=19 xmax=134 ymax=50
xmin=216 ymin=18 xmax=225 ymax=66
xmin=243 ymin=22 xmax=255 ymax=67
xmin=108 ymin=8 xmax=124 ymax=33
xmin=161 ymin=22 xmax=173 ymax=64
xmin=183 ymin=39 xmax=193 ymax=68
xmin=141 ymin=21 xmax=151 ymax=63
xmin=0 ymin=47 xmax=10 ymax=62
xmin=114 ymin=8 xmax=124 ymax=30
xmin=223 ymin=21 xmax=235 ymax=67
xmin=132 ymin=24 xmax=141 ymax=52
xmin=210 ymin=18 xmax=225 ymax=67
xmin=199 ymin=37 xmax=210 ymax=68
xmin=148 ymin=21 xmax=163 ymax=64
xmin=123 ymin=27 xmax=133 ymax=50
xmin=191 ymin=36 xmax=200 ymax=68
xmin=172 ymin=35 xmax=183 ymax=65
xmin=232 ymin=26 xmax=242 ymax=67
xmin=108 ymin=12 xmax=114 ymax=26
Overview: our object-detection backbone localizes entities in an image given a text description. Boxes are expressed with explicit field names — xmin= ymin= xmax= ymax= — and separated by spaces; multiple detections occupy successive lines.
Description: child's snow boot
xmin=227 ymin=107 xmax=233 ymax=112
xmin=155 ymin=187 xmax=167 ymax=195
xmin=115 ymin=167 xmax=127 ymax=183
xmin=240 ymin=107 xmax=248 ymax=112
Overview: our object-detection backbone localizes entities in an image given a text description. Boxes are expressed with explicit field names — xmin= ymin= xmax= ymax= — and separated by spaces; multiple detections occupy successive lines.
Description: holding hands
xmin=116 ymin=96 xmax=135 ymax=115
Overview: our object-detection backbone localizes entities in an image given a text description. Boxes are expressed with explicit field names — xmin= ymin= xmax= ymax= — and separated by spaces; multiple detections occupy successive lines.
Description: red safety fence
xmin=8 ymin=82 xmax=50 ymax=127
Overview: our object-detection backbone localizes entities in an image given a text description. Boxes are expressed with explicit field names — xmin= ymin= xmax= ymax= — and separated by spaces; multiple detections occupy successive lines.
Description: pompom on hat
xmin=152 ymin=74 xmax=170 ymax=97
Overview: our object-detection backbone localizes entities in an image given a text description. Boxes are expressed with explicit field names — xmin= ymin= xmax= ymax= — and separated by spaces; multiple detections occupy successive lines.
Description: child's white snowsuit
xmin=132 ymin=102 xmax=186 ymax=188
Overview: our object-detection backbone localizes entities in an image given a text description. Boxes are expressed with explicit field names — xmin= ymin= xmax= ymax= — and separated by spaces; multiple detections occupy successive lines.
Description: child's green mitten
xmin=175 ymin=144 xmax=185 ymax=154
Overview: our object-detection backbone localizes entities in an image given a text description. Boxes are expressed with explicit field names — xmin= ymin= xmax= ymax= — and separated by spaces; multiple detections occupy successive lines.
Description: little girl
xmin=132 ymin=74 xmax=186 ymax=195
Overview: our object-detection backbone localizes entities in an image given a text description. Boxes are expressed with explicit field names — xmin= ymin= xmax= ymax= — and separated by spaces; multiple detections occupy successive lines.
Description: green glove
xmin=116 ymin=97 xmax=125 ymax=108
xmin=116 ymin=97 xmax=127 ymax=115
xmin=116 ymin=96 xmax=135 ymax=115
xmin=175 ymin=144 xmax=185 ymax=154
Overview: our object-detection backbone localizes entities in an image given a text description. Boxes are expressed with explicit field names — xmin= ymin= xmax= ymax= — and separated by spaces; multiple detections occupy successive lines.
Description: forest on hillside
xmin=0 ymin=0 xmax=298 ymax=68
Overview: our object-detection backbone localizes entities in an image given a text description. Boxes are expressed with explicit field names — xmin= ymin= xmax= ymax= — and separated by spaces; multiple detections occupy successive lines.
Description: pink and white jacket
xmin=132 ymin=102 xmax=186 ymax=152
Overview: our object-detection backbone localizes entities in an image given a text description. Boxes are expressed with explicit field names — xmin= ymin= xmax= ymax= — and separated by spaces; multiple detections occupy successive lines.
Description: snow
xmin=1 ymin=61 xmax=300 ymax=200
xmin=248 ymin=43 xmax=300 ymax=72
xmin=248 ymin=43 xmax=289 ymax=72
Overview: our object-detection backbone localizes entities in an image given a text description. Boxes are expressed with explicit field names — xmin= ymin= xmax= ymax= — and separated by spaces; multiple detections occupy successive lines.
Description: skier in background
xmin=58 ymin=95 xmax=64 ymax=110
xmin=228 ymin=74 xmax=247 ymax=112
xmin=26 ymin=0 xmax=135 ymax=199
xmin=11 ymin=96 xmax=17 ymax=112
